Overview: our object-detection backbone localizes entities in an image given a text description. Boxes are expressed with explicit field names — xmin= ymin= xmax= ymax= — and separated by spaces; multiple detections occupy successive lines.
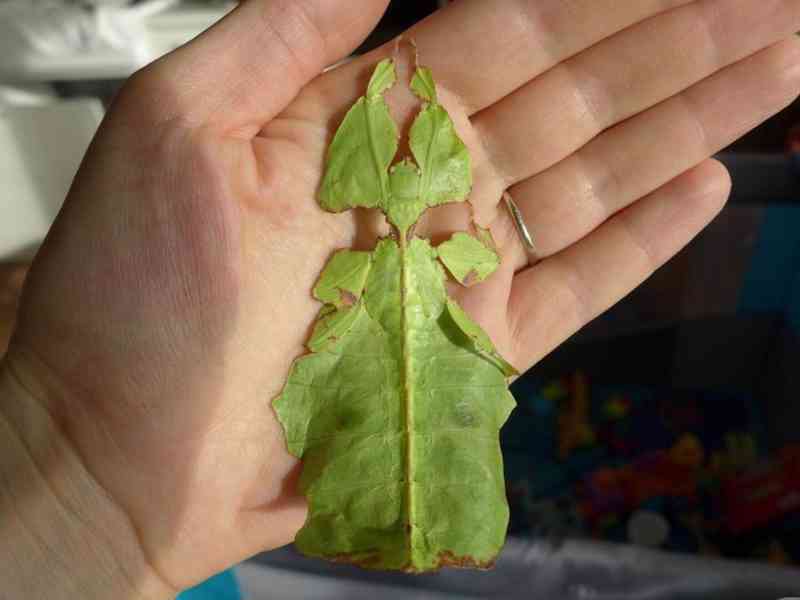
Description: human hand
xmin=2 ymin=0 xmax=799 ymax=595
xmin=0 ymin=263 xmax=27 ymax=355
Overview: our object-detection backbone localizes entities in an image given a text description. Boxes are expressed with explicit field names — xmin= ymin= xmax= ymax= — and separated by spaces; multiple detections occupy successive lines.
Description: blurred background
xmin=1 ymin=1 xmax=799 ymax=599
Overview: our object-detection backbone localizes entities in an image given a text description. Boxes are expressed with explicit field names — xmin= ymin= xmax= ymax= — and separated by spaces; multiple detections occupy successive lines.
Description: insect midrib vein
xmin=398 ymin=231 xmax=417 ymax=566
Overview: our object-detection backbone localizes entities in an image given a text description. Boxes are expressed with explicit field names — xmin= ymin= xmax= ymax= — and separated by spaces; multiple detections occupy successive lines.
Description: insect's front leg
xmin=436 ymin=228 xmax=500 ymax=287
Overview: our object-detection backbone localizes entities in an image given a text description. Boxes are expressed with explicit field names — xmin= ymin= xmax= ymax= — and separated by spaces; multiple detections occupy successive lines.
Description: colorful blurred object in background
xmin=505 ymin=372 xmax=800 ymax=564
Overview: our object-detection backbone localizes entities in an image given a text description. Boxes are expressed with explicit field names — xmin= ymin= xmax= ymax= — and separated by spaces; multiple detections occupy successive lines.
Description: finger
xmin=474 ymin=0 xmax=800 ymax=188
xmin=499 ymin=37 xmax=800 ymax=269
xmin=312 ymin=0 xmax=695 ymax=119
xmin=130 ymin=0 xmax=390 ymax=132
xmin=506 ymin=159 xmax=731 ymax=370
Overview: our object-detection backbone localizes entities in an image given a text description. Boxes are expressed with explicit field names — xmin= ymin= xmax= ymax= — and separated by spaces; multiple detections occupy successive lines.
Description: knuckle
xmin=119 ymin=62 xmax=167 ymax=103
xmin=112 ymin=60 xmax=193 ymax=127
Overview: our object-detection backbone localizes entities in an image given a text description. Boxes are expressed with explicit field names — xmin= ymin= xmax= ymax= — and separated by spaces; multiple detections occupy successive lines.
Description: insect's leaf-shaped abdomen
xmin=274 ymin=239 xmax=515 ymax=571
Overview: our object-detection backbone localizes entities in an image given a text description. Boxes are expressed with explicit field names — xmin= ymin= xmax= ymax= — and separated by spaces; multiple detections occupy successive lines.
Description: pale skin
xmin=0 ymin=0 xmax=798 ymax=597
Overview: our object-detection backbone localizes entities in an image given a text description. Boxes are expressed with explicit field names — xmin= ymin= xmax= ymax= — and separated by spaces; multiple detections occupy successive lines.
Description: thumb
xmin=130 ymin=0 xmax=390 ymax=132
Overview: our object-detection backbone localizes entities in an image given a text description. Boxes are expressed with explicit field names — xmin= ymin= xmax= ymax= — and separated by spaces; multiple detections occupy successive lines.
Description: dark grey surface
xmin=254 ymin=537 xmax=800 ymax=599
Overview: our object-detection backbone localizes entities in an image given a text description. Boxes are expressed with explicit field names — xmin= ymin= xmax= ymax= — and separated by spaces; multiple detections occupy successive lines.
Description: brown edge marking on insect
xmin=462 ymin=269 xmax=480 ymax=287
xmin=400 ymin=550 xmax=496 ymax=574
xmin=433 ymin=550 xmax=496 ymax=571
xmin=339 ymin=288 xmax=358 ymax=306
xmin=318 ymin=547 xmax=495 ymax=574
xmin=327 ymin=549 xmax=386 ymax=570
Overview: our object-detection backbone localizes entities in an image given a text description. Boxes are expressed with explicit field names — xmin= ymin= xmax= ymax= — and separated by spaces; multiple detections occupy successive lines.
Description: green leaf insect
xmin=273 ymin=58 xmax=518 ymax=572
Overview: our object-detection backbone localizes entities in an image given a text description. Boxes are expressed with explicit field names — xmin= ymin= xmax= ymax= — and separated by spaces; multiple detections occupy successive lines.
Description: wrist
xmin=0 ymin=353 xmax=174 ymax=600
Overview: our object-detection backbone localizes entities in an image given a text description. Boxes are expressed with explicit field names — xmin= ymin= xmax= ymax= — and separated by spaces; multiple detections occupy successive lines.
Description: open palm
xmin=5 ymin=0 xmax=799 ymax=592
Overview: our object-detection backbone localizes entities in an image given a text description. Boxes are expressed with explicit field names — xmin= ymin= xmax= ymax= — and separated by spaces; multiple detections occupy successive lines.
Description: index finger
xmin=126 ymin=0 xmax=390 ymax=133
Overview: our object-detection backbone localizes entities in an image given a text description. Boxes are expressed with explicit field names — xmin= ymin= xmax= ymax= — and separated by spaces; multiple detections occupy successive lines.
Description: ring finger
xmin=495 ymin=37 xmax=800 ymax=270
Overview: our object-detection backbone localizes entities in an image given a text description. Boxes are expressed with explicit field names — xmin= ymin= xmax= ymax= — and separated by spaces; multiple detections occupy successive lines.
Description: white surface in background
xmin=0 ymin=85 xmax=56 ymax=106
xmin=236 ymin=562 xmax=460 ymax=600
xmin=0 ymin=2 xmax=233 ymax=82
xmin=0 ymin=98 xmax=103 ymax=260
